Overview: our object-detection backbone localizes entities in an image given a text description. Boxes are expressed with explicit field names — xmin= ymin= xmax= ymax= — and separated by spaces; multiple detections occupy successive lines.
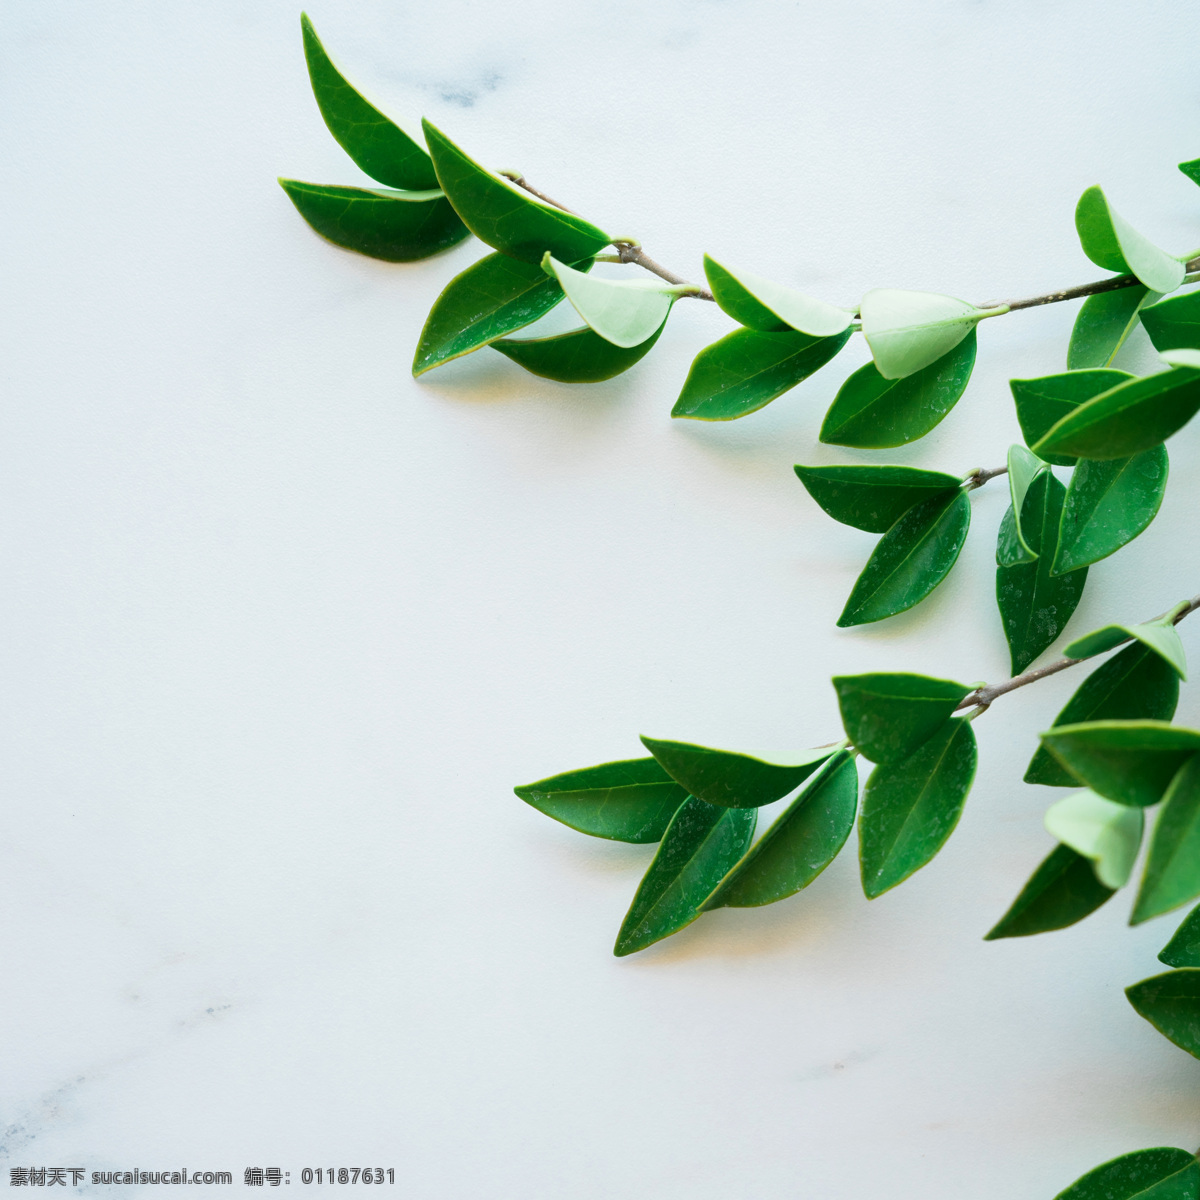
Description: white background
xmin=4 ymin=2 xmax=1200 ymax=1196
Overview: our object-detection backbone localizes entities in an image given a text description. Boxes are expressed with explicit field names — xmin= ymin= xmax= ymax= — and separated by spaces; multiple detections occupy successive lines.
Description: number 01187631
xmin=300 ymin=1168 xmax=395 ymax=1184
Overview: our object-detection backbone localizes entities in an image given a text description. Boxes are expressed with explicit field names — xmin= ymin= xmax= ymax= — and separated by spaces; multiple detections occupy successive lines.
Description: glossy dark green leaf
xmin=1039 ymin=721 xmax=1200 ymax=808
xmin=819 ymin=331 xmax=977 ymax=448
xmin=1075 ymin=186 xmax=1185 ymax=293
xmin=1065 ymin=618 xmax=1187 ymax=680
xmin=1133 ymin=757 xmax=1200 ymax=924
xmin=703 ymin=255 xmax=853 ymax=336
xmin=792 ymin=464 xmax=961 ymax=534
xmin=492 ymin=322 xmax=663 ymax=382
xmin=1159 ymin=903 xmax=1200 ymax=967
xmin=996 ymin=470 xmax=1088 ymax=673
xmin=1025 ymin=644 xmax=1180 ymax=786
xmin=859 ymin=717 xmax=977 ymax=898
xmin=278 ymin=179 xmax=468 ymax=262
xmin=300 ymin=14 xmax=437 ymax=191
xmin=1053 ymin=445 xmax=1168 ymax=574
xmin=837 ymin=490 xmax=971 ymax=628
xmin=1051 ymin=1147 xmax=1200 ymax=1200
xmin=1010 ymin=369 xmax=1133 ymax=468
xmin=859 ymin=289 xmax=998 ymax=379
xmin=832 ymin=672 xmax=971 ymax=764
xmin=672 ymin=327 xmax=851 ymax=421
xmin=422 ymin=121 xmax=610 ymax=264
xmin=1067 ymin=286 xmax=1153 ymax=370
xmin=1033 ymin=367 xmax=1200 ymax=461
xmin=1126 ymin=970 xmax=1200 ymax=1060
xmin=1180 ymin=159 xmax=1200 ymax=187
xmin=638 ymin=737 xmax=837 ymax=809
xmin=996 ymin=443 xmax=1047 ymax=568
xmin=514 ymin=757 xmax=688 ymax=843
xmin=413 ymin=251 xmax=585 ymax=376
xmin=613 ymin=797 xmax=755 ymax=956
xmin=1141 ymin=289 xmax=1200 ymax=352
xmin=701 ymin=751 xmax=858 ymax=909
xmin=984 ymin=844 xmax=1115 ymax=939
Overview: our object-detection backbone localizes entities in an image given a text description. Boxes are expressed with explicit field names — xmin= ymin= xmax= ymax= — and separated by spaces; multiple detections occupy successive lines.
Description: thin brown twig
xmin=504 ymin=172 xmax=1199 ymax=315
xmin=956 ymin=592 xmax=1200 ymax=713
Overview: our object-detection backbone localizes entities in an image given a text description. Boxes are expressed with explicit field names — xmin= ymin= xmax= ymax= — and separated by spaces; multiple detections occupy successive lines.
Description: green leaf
xmin=412 ymin=251 xmax=584 ymax=376
xmin=1067 ymin=286 xmax=1155 ymax=370
xmin=859 ymin=289 xmax=999 ymax=380
xmin=613 ymin=797 xmax=755 ymax=956
xmin=492 ymin=322 xmax=663 ymax=383
xmin=1075 ymin=186 xmax=1185 ymax=294
xmin=1162 ymin=349 xmax=1200 ymax=369
xmin=1024 ymin=643 xmax=1180 ymax=787
xmin=1141 ymin=289 xmax=1200 ymax=352
xmin=278 ymin=179 xmax=468 ymax=262
xmin=1133 ymin=757 xmax=1200 ymax=923
xmin=1039 ymin=720 xmax=1200 ymax=808
xmin=1044 ymin=789 xmax=1143 ymax=888
xmin=422 ymin=121 xmax=610 ymax=264
xmin=541 ymin=255 xmax=681 ymax=347
xmin=700 ymin=751 xmax=859 ymax=909
xmin=638 ymin=737 xmax=838 ymax=809
xmin=1051 ymin=1147 xmax=1200 ymax=1200
xmin=1032 ymin=367 xmax=1200 ymax=461
xmin=672 ymin=327 xmax=851 ymax=421
xmin=1126 ymin=969 xmax=1200 ymax=1060
xmin=1065 ymin=618 xmax=1187 ymax=680
xmin=514 ymin=757 xmax=688 ymax=843
xmin=1159 ymin=903 xmax=1200 ymax=968
xmin=996 ymin=470 xmax=1088 ymax=673
xmin=832 ymin=672 xmax=971 ymax=764
xmin=984 ymin=844 xmax=1115 ymax=939
xmin=837 ymin=490 xmax=971 ymax=628
xmin=819 ymin=332 xmax=977 ymax=448
xmin=1180 ymin=158 xmax=1200 ymax=187
xmin=996 ymin=443 xmax=1048 ymax=567
xmin=300 ymin=14 xmax=438 ymax=191
xmin=792 ymin=464 xmax=962 ymax=534
xmin=1053 ymin=445 xmax=1168 ymax=574
xmin=702 ymin=255 xmax=854 ymax=336
xmin=859 ymin=717 xmax=977 ymax=898
xmin=1010 ymin=369 xmax=1134 ymax=468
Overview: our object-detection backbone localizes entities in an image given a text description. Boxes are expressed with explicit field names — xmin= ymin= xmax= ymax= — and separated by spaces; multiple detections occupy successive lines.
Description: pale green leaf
xmin=703 ymin=255 xmax=854 ymax=336
xmin=860 ymin=288 xmax=999 ymax=380
xmin=1065 ymin=618 xmax=1187 ymax=680
xmin=1075 ymin=186 xmax=1185 ymax=294
xmin=997 ymin=443 xmax=1047 ymax=567
xmin=1044 ymin=788 xmax=1143 ymax=888
xmin=542 ymin=254 xmax=684 ymax=347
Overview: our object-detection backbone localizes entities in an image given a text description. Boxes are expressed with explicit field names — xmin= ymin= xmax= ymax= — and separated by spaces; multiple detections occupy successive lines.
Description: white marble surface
xmin=3 ymin=2 xmax=1200 ymax=1196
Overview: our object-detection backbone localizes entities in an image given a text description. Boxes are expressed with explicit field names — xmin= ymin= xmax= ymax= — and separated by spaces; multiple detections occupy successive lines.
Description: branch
xmin=505 ymin=172 xmax=1199 ymax=315
xmin=956 ymin=592 xmax=1200 ymax=713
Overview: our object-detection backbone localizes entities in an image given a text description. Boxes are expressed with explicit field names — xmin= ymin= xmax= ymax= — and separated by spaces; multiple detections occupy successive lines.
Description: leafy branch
xmin=284 ymin=14 xmax=1200 ymax=1198
xmin=507 ymin=165 xmax=1200 ymax=319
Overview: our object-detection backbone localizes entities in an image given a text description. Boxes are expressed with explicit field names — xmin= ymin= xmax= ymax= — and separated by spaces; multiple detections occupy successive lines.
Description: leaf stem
xmin=955 ymin=592 xmax=1200 ymax=712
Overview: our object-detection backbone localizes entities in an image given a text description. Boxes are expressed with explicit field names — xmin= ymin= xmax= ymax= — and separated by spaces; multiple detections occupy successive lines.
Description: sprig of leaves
xmin=284 ymin=21 xmax=1200 ymax=1190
